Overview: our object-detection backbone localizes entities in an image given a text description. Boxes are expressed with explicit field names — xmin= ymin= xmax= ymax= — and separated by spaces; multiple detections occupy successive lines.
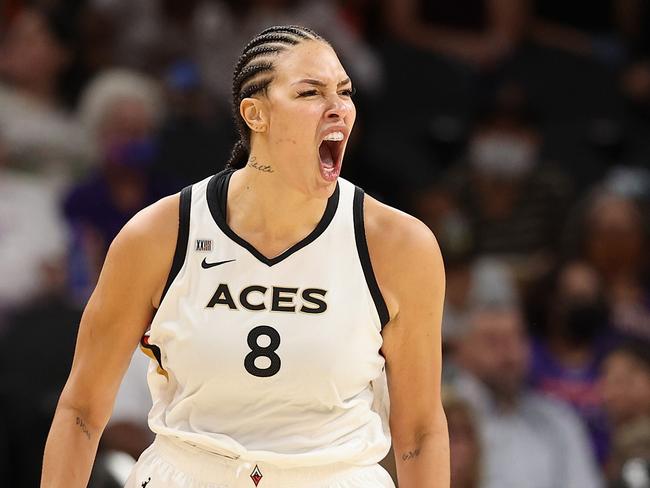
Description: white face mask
xmin=469 ymin=135 xmax=537 ymax=177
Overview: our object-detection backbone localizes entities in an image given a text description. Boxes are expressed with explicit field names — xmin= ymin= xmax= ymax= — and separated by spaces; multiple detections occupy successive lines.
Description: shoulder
xmin=105 ymin=192 xmax=182 ymax=307
xmin=524 ymin=391 xmax=584 ymax=428
xmin=363 ymin=192 xmax=440 ymax=258
xmin=361 ymin=191 xmax=445 ymax=319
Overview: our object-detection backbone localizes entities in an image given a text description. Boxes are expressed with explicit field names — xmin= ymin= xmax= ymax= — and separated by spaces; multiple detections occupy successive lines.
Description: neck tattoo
xmin=247 ymin=157 xmax=274 ymax=173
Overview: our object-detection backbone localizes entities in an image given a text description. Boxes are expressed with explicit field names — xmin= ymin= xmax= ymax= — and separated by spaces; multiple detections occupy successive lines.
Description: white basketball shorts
xmin=124 ymin=436 xmax=396 ymax=488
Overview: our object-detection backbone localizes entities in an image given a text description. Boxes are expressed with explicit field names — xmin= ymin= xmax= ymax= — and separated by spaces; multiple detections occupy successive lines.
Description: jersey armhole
xmin=159 ymin=184 xmax=192 ymax=304
xmin=353 ymin=186 xmax=390 ymax=330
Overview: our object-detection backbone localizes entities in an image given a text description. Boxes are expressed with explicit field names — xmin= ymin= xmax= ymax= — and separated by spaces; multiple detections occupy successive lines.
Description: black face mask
xmin=561 ymin=301 xmax=609 ymax=345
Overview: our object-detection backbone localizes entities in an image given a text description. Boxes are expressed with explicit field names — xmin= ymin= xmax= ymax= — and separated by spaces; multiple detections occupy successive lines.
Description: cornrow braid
xmin=234 ymin=62 xmax=274 ymax=97
xmin=227 ymin=25 xmax=326 ymax=169
xmin=243 ymin=33 xmax=299 ymax=53
xmin=258 ymin=25 xmax=314 ymax=38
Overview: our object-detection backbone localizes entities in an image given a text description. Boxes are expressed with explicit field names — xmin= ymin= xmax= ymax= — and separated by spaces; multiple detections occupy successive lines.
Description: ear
xmin=240 ymin=98 xmax=267 ymax=133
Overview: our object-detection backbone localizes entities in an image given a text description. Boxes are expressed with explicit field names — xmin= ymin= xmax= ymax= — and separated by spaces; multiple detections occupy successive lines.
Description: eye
xmin=339 ymin=87 xmax=356 ymax=97
xmin=297 ymin=90 xmax=318 ymax=97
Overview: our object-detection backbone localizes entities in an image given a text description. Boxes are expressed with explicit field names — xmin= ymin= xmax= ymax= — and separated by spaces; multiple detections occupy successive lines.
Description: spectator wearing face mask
xmin=450 ymin=303 xmax=604 ymax=488
xmin=447 ymin=102 xmax=572 ymax=283
xmin=600 ymin=341 xmax=650 ymax=487
xmin=528 ymin=261 xmax=612 ymax=464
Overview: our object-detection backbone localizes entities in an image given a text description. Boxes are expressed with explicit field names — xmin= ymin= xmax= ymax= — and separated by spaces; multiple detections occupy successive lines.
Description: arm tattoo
xmin=401 ymin=448 xmax=421 ymax=462
xmin=75 ymin=416 xmax=91 ymax=440
xmin=247 ymin=156 xmax=274 ymax=173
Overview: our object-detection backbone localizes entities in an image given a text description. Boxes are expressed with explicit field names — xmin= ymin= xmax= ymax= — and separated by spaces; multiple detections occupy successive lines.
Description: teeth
xmin=323 ymin=131 xmax=344 ymax=142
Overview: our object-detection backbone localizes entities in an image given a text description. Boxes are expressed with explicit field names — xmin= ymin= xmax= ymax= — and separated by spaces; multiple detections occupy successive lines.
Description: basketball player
xmin=41 ymin=26 xmax=449 ymax=488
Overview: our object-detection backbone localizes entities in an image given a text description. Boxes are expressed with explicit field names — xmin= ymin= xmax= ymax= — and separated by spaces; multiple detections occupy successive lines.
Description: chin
xmin=310 ymin=175 xmax=338 ymax=200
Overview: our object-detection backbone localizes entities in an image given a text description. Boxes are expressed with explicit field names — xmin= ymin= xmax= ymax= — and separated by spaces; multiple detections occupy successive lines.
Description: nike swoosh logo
xmin=201 ymin=258 xmax=236 ymax=269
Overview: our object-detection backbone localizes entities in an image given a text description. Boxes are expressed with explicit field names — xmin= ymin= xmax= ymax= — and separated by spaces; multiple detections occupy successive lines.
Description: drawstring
xmin=235 ymin=461 xmax=253 ymax=478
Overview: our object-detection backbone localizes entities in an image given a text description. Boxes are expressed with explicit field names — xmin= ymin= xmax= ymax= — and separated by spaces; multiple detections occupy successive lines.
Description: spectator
xmin=608 ymin=418 xmax=650 ymax=488
xmin=600 ymin=341 xmax=650 ymax=431
xmin=411 ymin=186 xmax=522 ymax=357
xmin=444 ymin=390 xmax=482 ymax=488
xmin=447 ymin=102 xmax=572 ymax=282
xmin=154 ymin=60 xmax=232 ymax=186
xmin=0 ymin=146 xmax=68 ymax=313
xmin=360 ymin=1 xmax=528 ymax=200
xmin=0 ymin=274 xmax=81 ymax=488
xmin=442 ymin=256 xmax=518 ymax=350
xmin=64 ymin=69 xmax=169 ymax=300
xmin=578 ymin=193 xmax=650 ymax=341
xmin=530 ymin=0 xmax=627 ymax=66
xmin=0 ymin=6 xmax=92 ymax=182
xmin=600 ymin=341 xmax=650 ymax=485
xmin=528 ymin=261 xmax=611 ymax=463
xmin=378 ymin=388 xmax=484 ymax=488
xmin=89 ymin=0 xmax=383 ymax=108
xmin=509 ymin=1 xmax=629 ymax=189
xmin=383 ymin=0 xmax=527 ymax=70
xmin=450 ymin=303 xmax=604 ymax=488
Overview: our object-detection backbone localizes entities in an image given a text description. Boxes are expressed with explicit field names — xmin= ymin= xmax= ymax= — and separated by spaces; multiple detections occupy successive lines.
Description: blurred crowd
xmin=0 ymin=0 xmax=649 ymax=487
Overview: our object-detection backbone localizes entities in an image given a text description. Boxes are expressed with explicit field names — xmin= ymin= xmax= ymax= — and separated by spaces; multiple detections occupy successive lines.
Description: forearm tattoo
xmin=75 ymin=416 xmax=91 ymax=440
xmin=401 ymin=448 xmax=421 ymax=462
xmin=247 ymin=157 xmax=274 ymax=173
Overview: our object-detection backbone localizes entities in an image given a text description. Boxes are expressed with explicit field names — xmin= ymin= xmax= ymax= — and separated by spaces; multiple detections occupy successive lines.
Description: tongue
xmin=319 ymin=141 xmax=335 ymax=167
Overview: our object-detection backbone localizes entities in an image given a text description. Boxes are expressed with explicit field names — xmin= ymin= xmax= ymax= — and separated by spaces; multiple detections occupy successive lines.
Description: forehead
xmin=558 ymin=263 xmax=599 ymax=296
xmin=607 ymin=352 xmax=650 ymax=375
xmin=472 ymin=309 xmax=522 ymax=335
xmin=273 ymin=40 xmax=348 ymax=84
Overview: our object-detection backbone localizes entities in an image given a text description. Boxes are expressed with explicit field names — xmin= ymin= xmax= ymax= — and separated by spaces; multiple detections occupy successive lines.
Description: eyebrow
xmin=293 ymin=77 xmax=352 ymax=87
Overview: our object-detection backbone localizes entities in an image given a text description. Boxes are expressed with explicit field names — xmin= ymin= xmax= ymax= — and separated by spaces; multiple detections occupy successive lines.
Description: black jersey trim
xmin=353 ymin=187 xmax=390 ymax=329
xmin=206 ymin=168 xmax=340 ymax=267
xmin=159 ymin=184 xmax=192 ymax=302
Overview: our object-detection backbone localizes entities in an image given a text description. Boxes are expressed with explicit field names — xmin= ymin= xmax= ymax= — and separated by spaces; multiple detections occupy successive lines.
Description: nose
xmin=324 ymin=96 xmax=350 ymax=120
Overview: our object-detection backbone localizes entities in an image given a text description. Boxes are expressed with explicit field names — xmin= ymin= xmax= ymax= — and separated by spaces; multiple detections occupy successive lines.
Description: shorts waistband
xmin=150 ymin=435 xmax=373 ymax=487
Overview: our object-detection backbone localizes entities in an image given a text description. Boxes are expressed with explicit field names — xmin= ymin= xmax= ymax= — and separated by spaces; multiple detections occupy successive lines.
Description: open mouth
xmin=318 ymin=131 xmax=345 ymax=182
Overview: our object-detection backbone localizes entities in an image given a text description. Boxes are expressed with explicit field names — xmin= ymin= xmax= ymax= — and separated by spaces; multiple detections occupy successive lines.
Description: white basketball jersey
xmin=141 ymin=168 xmax=391 ymax=468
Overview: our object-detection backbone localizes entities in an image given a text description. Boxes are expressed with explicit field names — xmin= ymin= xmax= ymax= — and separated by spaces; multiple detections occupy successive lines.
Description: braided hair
xmin=227 ymin=25 xmax=325 ymax=169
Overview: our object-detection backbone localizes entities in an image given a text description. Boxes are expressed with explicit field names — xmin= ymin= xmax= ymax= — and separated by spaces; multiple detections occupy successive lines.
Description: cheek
xmin=271 ymin=104 xmax=321 ymax=147
xmin=348 ymin=102 xmax=357 ymax=124
xmin=632 ymin=377 xmax=650 ymax=402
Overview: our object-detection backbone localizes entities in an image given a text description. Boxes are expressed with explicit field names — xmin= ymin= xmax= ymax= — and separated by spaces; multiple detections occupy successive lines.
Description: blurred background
xmin=0 ymin=0 xmax=649 ymax=487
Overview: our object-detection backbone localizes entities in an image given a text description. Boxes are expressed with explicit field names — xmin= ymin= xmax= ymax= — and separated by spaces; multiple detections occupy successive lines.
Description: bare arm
xmin=385 ymin=0 xmax=528 ymax=67
xmin=531 ymin=0 xmax=634 ymax=58
xmin=41 ymin=195 xmax=178 ymax=488
xmin=366 ymin=197 xmax=449 ymax=488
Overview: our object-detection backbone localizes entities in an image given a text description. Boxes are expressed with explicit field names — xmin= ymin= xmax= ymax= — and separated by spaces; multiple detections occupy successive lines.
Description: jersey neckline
xmin=206 ymin=168 xmax=341 ymax=267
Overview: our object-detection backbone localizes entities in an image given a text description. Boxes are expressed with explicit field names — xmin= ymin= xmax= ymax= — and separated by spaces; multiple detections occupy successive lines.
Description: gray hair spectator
xmin=78 ymin=69 xmax=164 ymax=159
xmin=64 ymin=69 xmax=166 ymax=300
xmin=443 ymin=257 xmax=518 ymax=347
xmin=449 ymin=302 xmax=604 ymax=488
